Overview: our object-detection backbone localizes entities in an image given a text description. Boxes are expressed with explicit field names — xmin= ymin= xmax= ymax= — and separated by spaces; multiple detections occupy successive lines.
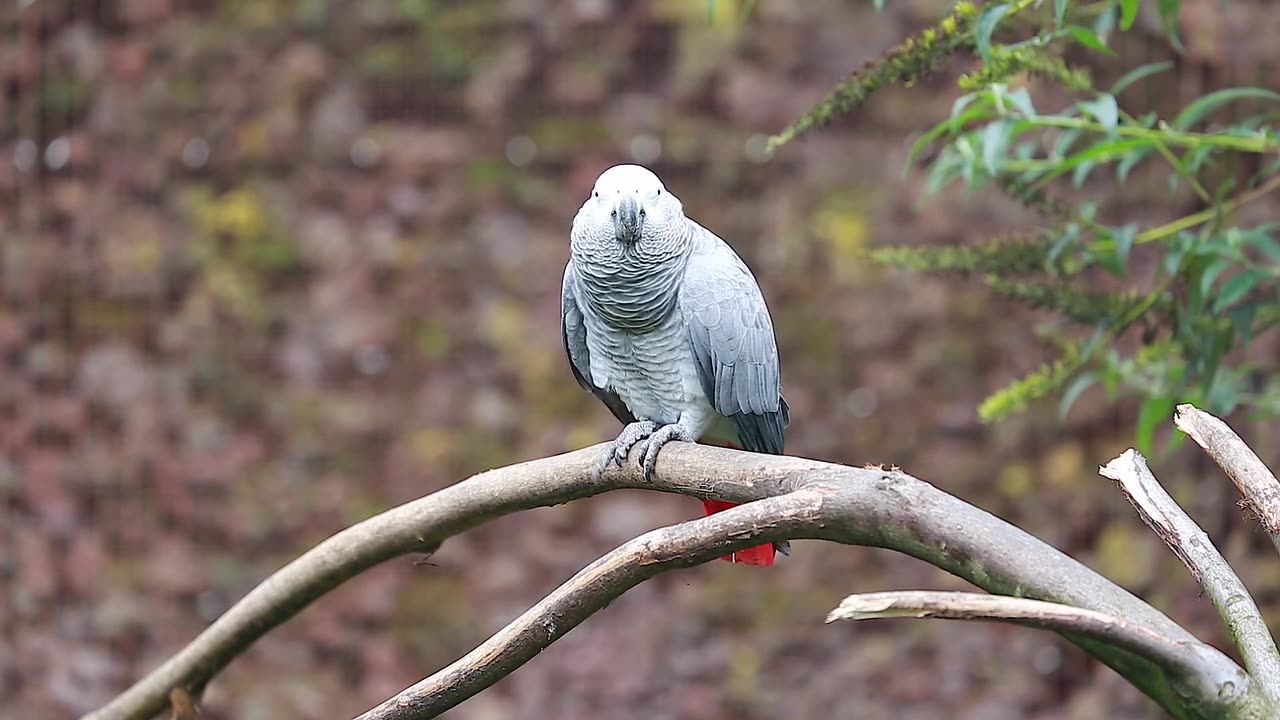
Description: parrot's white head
xmin=577 ymin=164 xmax=685 ymax=250
xmin=569 ymin=164 xmax=693 ymax=325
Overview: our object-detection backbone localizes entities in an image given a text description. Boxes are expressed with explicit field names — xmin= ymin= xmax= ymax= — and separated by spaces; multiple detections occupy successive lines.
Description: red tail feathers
xmin=699 ymin=439 xmax=777 ymax=566
xmin=701 ymin=498 xmax=776 ymax=566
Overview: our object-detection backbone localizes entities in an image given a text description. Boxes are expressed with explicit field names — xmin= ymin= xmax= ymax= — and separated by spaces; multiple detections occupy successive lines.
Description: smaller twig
xmin=827 ymin=591 xmax=1247 ymax=705
xmin=1120 ymin=110 xmax=1212 ymax=204
xmin=1137 ymin=173 xmax=1280 ymax=245
xmin=1022 ymin=116 xmax=1280 ymax=156
xmin=167 ymin=689 xmax=200 ymax=720
xmin=1101 ymin=449 xmax=1280 ymax=702
xmin=1174 ymin=404 xmax=1280 ymax=554
xmin=354 ymin=491 xmax=827 ymax=720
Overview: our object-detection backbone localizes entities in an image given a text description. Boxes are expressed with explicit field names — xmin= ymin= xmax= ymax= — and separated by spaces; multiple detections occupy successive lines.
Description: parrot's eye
xmin=639 ymin=209 xmax=646 ymax=218
xmin=593 ymin=191 xmax=599 ymax=198
xmin=611 ymin=210 xmax=617 ymax=218
xmin=656 ymin=189 xmax=661 ymax=196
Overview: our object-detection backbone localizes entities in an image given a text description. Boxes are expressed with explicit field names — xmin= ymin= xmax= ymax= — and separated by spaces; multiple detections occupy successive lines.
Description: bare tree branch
xmin=354 ymin=491 xmax=826 ymax=720
xmin=355 ymin=498 xmax=1270 ymax=720
xmin=1174 ymin=403 xmax=1280 ymax=553
xmin=90 ymin=444 xmax=1266 ymax=720
xmin=826 ymin=590 xmax=1249 ymax=711
xmin=1101 ymin=449 xmax=1280 ymax=702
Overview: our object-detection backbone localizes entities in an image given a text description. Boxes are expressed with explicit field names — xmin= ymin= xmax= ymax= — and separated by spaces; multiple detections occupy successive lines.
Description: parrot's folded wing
xmin=679 ymin=228 xmax=788 ymax=455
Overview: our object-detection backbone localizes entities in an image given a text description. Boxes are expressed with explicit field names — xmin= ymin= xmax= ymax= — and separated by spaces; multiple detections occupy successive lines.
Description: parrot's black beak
xmin=613 ymin=195 xmax=643 ymax=245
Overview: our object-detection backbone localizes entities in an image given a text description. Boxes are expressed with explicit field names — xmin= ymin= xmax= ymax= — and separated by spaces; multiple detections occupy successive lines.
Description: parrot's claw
xmin=594 ymin=421 xmax=657 ymax=479
xmin=636 ymin=424 xmax=696 ymax=482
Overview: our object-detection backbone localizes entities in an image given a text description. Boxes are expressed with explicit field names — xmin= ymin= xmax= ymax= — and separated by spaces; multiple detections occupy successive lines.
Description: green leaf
xmin=1191 ymin=230 xmax=1239 ymax=260
xmin=1244 ymin=226 xmax=1280 ymax=263
xmin=1072 ymin=157 xmax=1095 ymax=186
xmin=1079 ymin=94 xmax=1119 ymax=131
xmin=1080 ymin=324 xmax=1109 ymax=358
xmin=1230 ymin=303 xmax=1258 ymax=344
xmin=1198 ymin=258 xmax=1232 ymax=298
xmin=1078 ymin=201 xmax=1098 ymax=222
xmin=1183 ymin=144 xmax=1215 ymax=174
xmin=1052 ymin=128 xmax=1082 ymax=159
xmin=906 ymin=98 xmax=994 ymax=168
xmin=1113 ymin=224 xmax=1136 ymax=275
xmin=1173 ymin=87 xmax=1280 ymax=131
xmin=1042 ymin=137 xmax=1149 ymax=184
xmin=1054 ymin=0 xmax=1069 ymax=27
xmin=1102 ymin=362 xmax=1119 ymax=397
xmin=1058 ymin=372 xmax=1097 ymax=419
xmin=1064 ymin=25 xmax=1116 ymax=55
xmin=1047 ymin=225 xmax=1080 ymax=268
xmin=1197 ymin=352 xmax=1224 ymax=413
xmin=1119 ymin=0 xmax=1140 ymax=30
xmin=1136 ymin=394 xmax=1175 ymax=458
xmin=1213 ymin=269 xmax=1267 ymax=312
xmin=982 ymin=120 xmax=1010 ymax=174
xmin=975 ymin=3 xmax=1011 ymax=63
xmin=1095 ymin=225 xmax=1135 ymax=277
xmin=1109 ymin=61 xmax=1174 ymax=95
xmin=951 ymin=92 xmax=981 ymax=120
xmin=923 ymin=146 xmax=967 ymax=196
xmin=1003 ymin=87 xmax=1037 ymax=117
xmin=1163 ymin=242 xmax=1186 ymax=276
xmin=1156 ymin=0 xmax=1183 ymax=48
xmin=1093 ymin=2 xmax=1117 ymax=38
xmin=1116 ymin=146 xmax=1155 ymax=181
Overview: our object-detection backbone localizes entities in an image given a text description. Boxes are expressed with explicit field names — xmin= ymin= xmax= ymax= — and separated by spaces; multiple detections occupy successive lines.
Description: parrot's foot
xmin=636 ymin=423 xmax=696 ymax=481
xmin=595 ymin=421 xmax=657 ymax=479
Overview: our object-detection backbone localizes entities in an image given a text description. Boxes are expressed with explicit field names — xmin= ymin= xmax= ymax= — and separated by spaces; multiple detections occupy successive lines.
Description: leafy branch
xmin=775 ymin=0 xmax=1280 ymax=445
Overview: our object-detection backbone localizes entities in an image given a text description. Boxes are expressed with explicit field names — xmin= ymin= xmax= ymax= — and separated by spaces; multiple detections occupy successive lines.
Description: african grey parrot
xmin=560 ymin=164 xmax=789 ymax=565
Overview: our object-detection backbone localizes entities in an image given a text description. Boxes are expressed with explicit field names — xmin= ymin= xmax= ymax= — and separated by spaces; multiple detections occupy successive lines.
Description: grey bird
xmin=560 ymin=164 xmax=789 ymax=565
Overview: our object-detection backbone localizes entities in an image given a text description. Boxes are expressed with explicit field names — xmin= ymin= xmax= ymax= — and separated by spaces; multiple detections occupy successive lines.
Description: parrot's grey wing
xmin=562 ymin=261 xmax=636 ymax=425
xmin=680 ymin=233 xmax=788 ymax=454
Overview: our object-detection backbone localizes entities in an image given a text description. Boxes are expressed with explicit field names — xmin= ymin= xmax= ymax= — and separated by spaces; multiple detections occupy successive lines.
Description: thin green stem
xmin=1026 ymin=116 xmax=1280 ymax=154
xmin=1137 ymin=174 xmax=1280 ymax=244
xmin=769 ymin=0 xmax=1043 ymax=151
xmin=1118 ymin=109 xmax=1213 ymax=204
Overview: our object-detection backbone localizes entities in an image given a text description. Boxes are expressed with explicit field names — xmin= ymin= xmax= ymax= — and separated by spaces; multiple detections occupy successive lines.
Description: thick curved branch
xmin=90 ymin=444 xmax=1260 ymax=720
xmin=826 ymin=591 xmax=1248 ymax=705
xmin=355 ymin=492 xmax=826 ymax=720
xmin=1101 ymin=449 xmax=1280 ymax=702
xmin=1174 ymin=403 xmax=1280 ymax=553
xmin=355 ymin=498 xmax=1267 ymax=720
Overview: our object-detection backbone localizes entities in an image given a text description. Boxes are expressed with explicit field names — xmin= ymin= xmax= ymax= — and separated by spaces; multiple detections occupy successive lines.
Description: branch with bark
xmin=1175 ymin=403 xmax=1280 ymax=554
xmin=1101 ymin=448 xmax=1280 ymax=698
xmin=826 ymin=590 xmax=1248 ymax=705
xmin=88 ymin=406 xmax=1280 ymax=720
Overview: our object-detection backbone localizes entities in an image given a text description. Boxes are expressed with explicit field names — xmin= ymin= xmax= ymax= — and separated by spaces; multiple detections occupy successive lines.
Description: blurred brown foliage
xmin=2 ymin=1 xmax=1278 ymax=719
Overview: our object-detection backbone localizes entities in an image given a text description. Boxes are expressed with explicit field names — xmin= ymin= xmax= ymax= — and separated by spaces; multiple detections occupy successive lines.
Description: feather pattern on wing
xmin=678 ymin=223 xmax=789 ymax=454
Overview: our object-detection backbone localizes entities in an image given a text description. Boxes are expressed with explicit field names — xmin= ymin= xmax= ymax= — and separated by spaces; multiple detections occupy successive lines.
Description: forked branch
xmin=88 ymin=443 xmax=1271 ymax=720
xmin=1174 ymin=403 xmax=1280 ymax=554
xmin=826 ymin=590 xmax=1247 ymax=705
xmin=1101 ymin=449 xmax=1280 ymax=702
xmin=355 ymin=492 xmax=826 ymax=720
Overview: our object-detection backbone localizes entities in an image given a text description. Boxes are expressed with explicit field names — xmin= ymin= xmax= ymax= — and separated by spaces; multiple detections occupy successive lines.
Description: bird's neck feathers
xmin=571 ymin=218 xmax=692 ymax=331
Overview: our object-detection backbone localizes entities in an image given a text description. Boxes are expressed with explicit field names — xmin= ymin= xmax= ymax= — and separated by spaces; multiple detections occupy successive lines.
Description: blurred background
xmin=2 ymin=1 xmax=1278 ymax=718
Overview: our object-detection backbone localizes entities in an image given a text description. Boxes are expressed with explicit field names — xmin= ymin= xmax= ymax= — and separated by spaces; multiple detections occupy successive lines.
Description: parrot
xmin=560 ymin=164 xmax=790 ymax=566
